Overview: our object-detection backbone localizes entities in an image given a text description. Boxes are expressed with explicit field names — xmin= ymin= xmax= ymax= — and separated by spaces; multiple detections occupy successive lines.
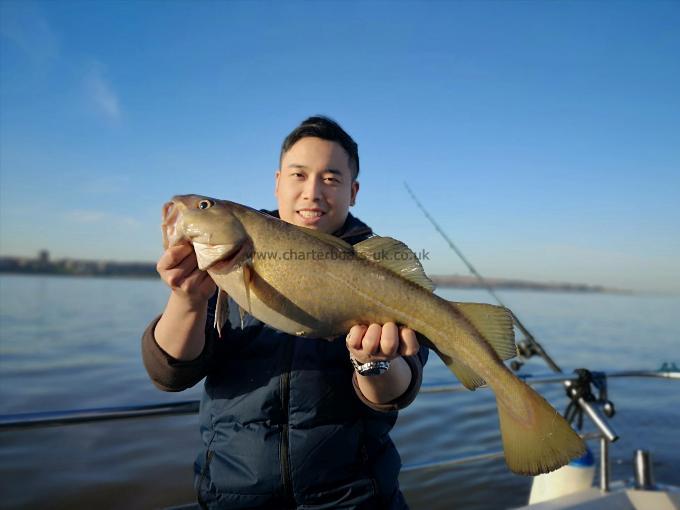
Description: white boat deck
xmin=516 ymin=486 xmax=680 ymax=510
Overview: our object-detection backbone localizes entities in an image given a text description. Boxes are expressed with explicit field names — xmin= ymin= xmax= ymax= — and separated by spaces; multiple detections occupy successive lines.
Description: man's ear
xmin=274 ymin=170 xmax=281 ymax=197
xmin=350 ymin=180 xmax=360 ymax=206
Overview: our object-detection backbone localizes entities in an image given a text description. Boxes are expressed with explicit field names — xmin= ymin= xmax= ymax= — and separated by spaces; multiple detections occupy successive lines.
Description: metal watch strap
xmin=350 ymin=356 xmax=391 ymax=376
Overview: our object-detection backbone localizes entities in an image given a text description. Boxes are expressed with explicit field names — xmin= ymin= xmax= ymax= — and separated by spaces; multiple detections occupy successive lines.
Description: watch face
xmin=360 ymin=365 xmax=388 ymax=376
xmin=356 ymin=360 xmax=390 ymax=376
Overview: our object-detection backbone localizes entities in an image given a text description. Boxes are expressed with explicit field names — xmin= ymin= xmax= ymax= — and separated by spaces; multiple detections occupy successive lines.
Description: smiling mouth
xmin=297 ymin=210 xmax=325 ymax=219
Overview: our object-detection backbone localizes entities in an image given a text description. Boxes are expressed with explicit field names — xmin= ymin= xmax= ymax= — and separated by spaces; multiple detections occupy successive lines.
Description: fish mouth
xmin=162 ymin=197 xmax=251 ymax=272
xmin=195 ymin=239 xmax=252 ymax=272
xmin=162 ymin=201 xmax=185 ymax=249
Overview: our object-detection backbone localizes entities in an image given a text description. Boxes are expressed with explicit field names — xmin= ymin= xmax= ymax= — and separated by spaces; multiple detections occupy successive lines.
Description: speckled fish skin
xmin=161 ymin=194 xmax=585 ymax=475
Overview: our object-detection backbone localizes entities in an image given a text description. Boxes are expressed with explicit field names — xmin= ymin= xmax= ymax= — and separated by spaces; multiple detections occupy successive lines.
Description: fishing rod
xmin=404 ymin=182 xmax=563 ymax=373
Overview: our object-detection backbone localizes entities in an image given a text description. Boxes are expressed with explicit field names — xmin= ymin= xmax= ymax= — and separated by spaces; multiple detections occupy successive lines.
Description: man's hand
xmin=157 ymin=243 xmax=216 ymax=306
xmin=346 ymin=322 xmax=419 ymax=364
xmin=346 ymin=322 xmax=420 ymax=404
xmin=154 ymin=244 xmax=216 ymax=361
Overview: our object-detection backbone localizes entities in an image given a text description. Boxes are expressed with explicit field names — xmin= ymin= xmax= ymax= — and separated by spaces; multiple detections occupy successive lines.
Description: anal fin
xmin=448 ymin=358 xmax=486 ymax=390
xmin=450 ymin=302 xmax=516 ymax=360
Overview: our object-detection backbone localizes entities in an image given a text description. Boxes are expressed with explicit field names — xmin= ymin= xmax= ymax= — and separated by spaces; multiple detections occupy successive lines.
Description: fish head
xmin=162 ymin=195 xmax=251 ymax=272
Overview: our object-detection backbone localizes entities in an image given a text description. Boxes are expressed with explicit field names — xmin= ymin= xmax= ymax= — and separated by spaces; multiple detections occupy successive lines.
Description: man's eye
xmin=324 ymin=177 xmax=340 ymax=184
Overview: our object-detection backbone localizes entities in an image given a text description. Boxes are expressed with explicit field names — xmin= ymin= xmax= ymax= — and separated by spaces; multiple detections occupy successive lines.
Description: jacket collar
xmin=263 ymin=210 xmax=373 ymax=245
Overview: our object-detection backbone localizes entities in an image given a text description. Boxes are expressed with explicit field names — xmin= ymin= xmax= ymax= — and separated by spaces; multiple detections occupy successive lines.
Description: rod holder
xmin=634 ymin=449 xmax=655 ymax=490
xmin=578 ymin=397 xmax=619 ymax=443
xmin=600 ymin=437 xmax=610 ymax=492
xmin=564 ymin=379 xmax=619 ymax=443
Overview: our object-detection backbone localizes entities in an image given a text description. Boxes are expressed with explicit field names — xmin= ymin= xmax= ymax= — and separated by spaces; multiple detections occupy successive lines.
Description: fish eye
xmin=198 ymin=199 xmax=214 ymax=210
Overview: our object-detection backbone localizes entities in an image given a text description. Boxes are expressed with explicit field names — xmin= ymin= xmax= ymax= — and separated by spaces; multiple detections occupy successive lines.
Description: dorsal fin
xmin=293 ymin=225 xmax=354 ymax=253
xmin=354 ymin=236 xmax=435 ymax=292
xmin=450 ymin=302 xmax=517 ymax=360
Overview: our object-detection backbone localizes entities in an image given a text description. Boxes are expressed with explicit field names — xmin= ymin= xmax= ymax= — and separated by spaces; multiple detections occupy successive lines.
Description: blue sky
xmin=1 ymin=0 xmax=678 ymax=293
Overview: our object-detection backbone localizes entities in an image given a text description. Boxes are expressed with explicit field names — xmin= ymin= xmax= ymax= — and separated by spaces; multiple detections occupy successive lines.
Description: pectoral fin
xmin=242 ymin=261 xmax=253 ymax=315
xmin=238 ymin=305 xmax=247 ymax=330
xmin=214 ymin=289 xmax=229 ymax=337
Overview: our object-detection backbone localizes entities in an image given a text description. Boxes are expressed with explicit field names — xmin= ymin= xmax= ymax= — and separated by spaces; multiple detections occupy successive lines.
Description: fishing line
xmin=403 ymin=182 xmax=562 ymax=374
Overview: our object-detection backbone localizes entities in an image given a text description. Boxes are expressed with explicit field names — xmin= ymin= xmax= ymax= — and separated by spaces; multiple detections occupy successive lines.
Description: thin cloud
xmin=65 ymin=210 xmax=140 ymax=228
xmin=81 ymin=175 xmax=131 ymax=194
xmin=0 ymin=1 xmax=59 ymax=67
xmin=84 ymin=61 xmax=121 ymax=120
xmin=65 ymin=210 xmax=107 ymax=224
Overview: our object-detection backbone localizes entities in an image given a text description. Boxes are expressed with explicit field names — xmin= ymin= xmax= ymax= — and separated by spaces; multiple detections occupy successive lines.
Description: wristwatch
xmin=350 ymin=356 xmax=391 ymax=376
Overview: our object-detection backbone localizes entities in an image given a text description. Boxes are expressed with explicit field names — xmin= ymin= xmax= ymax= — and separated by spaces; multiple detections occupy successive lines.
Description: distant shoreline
xmin=429 ymin=275 xmax=629 ymax=294
xmin=0 ymin=254 xmax=157 ymax=279
xmin=0 ymin=270 xmax=158 ymax=280
xmin=1 ymin=254 xmax=626 ymax=294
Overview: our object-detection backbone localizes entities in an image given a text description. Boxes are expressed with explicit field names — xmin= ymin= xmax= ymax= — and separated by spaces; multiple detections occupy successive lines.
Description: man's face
xmin=275 ymin=137 xmax=359 ymax=234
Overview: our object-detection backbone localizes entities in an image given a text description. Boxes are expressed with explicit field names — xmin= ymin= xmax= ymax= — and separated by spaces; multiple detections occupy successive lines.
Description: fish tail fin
xmin=495 ymin=377 xmax=586 ymax=475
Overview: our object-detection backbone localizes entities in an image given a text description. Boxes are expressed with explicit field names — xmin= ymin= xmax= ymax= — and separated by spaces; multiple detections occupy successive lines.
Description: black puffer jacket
xmin=142 ymin=212 xmax=428 ymax=509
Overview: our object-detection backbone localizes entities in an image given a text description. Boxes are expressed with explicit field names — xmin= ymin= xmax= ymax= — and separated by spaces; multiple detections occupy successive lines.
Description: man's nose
xmin=302 ymin=176 xmax=323 ymax=201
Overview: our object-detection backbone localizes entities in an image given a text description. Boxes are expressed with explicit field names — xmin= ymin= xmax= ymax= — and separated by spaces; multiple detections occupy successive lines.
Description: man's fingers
xmin=165 ymin=252 xmax=200 ymax=288
xmin=164 ymin=243 xmax=195 ymax=267
xmin=195 ymin=270 xmax=216 ymax=292
xmin=399 ymin=327 xmax=420 ymax=357
xmin=175 ymin=267 xmax=215 ymax=299
xmin=362 ymin=324 xmax=383 ymax=355
xmin=346 ymin=325 xmax=366 ymax=350
xmin=346 ymin=324 xmax=419 ymax=362
xmin=346 ymin=324 xmax=381 ymax=358
xmin=157 ymin=243 xmax=194 ymax=271
xmin=379 ymin=322 xmax=399 ymax=358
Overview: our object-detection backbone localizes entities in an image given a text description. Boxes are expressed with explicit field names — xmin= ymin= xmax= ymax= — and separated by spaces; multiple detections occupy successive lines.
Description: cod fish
xmin=162 ymin=194 xmax=585 ymax=475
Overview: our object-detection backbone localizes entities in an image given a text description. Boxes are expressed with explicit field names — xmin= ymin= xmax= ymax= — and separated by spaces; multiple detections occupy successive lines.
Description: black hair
xmin=280 ymin=115 xmax=359 ymax=179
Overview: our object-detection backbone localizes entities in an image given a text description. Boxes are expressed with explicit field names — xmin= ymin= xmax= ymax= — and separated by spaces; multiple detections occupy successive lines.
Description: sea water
xmin=0 ymin=275 xmax=678 ymax=509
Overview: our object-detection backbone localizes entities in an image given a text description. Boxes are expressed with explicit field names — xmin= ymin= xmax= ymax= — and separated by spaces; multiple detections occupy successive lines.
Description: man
xmin=142 ymin=116 xmax=428 ymax=509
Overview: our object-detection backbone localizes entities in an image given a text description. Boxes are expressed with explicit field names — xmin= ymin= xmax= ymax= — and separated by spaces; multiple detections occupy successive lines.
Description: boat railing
xmin=409 ymin=368 xmax=679 ymax=491
xmin=1 ymin=368 xmax=678 ymax=489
